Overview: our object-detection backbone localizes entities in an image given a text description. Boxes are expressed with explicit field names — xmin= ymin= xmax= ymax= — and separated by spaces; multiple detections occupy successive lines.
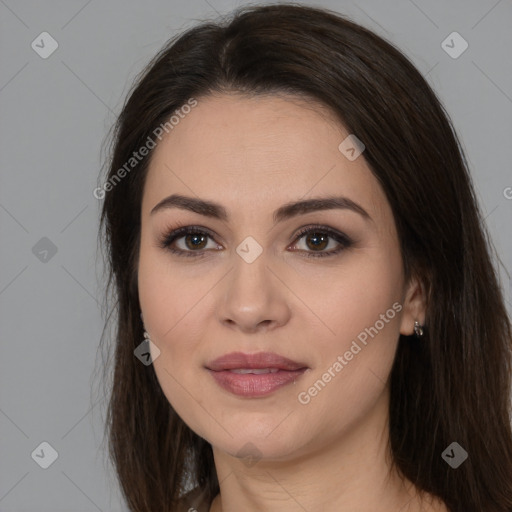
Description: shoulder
xmin=176 ymin=486 xmax=212 ymax=512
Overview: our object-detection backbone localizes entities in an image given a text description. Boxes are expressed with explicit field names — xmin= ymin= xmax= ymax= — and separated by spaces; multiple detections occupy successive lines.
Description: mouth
xmin=226 ymin=368 xmax=281 ymax=374
xmin=206 ymin=351 xmax=308 ymax=372
xmin=205 ymin=351 xmax=309 ymax=397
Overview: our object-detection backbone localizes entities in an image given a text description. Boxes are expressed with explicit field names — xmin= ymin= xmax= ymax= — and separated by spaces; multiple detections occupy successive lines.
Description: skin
xmin=138 ymin=93 xmax=447 ymax=512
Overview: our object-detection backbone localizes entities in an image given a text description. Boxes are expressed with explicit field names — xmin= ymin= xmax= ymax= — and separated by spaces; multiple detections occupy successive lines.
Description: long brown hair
xmin=97 ymin=3 xmax=512 ymax=511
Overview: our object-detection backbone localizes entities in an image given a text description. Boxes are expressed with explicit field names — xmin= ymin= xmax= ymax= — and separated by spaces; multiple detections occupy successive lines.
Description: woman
xmin=97 ymin=4 xmax=512 ymax=511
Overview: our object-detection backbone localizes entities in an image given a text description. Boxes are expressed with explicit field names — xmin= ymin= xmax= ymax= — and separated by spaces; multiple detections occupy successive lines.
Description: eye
xmin=290 ymin=225 xmax=353 ymax=258
xmin=157 ymin=225 xmax=220 ymax=258
xmin=157 ymin=224 xmax=353 ymax=258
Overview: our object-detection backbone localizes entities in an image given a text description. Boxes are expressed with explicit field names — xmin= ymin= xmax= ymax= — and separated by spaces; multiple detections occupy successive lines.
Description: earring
xmin=414 ymin=320 xmax=424 ymax=338
xmin=140 ymin=312 xmax=150 ymax=340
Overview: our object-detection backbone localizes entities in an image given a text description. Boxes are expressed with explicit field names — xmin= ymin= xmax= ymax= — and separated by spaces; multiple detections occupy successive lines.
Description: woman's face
xmin=138 ymin=93 xmax=422 ymax=461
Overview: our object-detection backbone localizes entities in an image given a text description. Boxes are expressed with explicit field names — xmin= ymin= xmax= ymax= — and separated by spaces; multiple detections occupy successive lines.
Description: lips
xmin=205 ymin=351 xmax=308 ymax=372
xmin=205 ymin=351 xmax=309 ymax=397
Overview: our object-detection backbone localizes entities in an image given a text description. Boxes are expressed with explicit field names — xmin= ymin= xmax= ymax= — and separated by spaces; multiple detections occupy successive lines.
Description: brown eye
xmin=183 ymin=233 xmax=208 ymax=250
xmin=291 ymin=225 xmax=353 ymax=258
xmin=304 ymin=232 xmax=329 ymax=251
xmin=158 ymin=226 xmax=219 ymax=258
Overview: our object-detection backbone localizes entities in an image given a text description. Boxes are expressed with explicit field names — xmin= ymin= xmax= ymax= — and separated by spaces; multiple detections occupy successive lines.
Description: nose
xmin=216 ymin=253 xmax=292 ymax=334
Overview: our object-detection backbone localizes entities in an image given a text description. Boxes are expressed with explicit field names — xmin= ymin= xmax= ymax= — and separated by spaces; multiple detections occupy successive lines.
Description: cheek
xmin=295 ymin=301 xmax=401 ymax=444
xmin=138 ymin=246 xmax=213 ymax=345
xmin=137 ymin=251 xmax=215 ymax=422
xmin=294 ymin=250 xmax=403 ymax=408
xmin=295 ymin=251 xmax=403 ymax=352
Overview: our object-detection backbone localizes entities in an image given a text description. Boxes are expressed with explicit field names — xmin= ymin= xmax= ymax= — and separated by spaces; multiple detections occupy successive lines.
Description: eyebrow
xmin=150 ymin=193 xmax=372 ymax=224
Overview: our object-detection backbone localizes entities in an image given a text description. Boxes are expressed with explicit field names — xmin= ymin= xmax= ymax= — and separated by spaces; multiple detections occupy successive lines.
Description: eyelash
xmin=157 ymin=224 xmax=354 ymax=259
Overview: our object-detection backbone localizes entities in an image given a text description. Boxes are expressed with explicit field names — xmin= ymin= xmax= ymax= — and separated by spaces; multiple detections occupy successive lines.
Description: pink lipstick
xmin=205 ymin=351 xmax=308 ymax=397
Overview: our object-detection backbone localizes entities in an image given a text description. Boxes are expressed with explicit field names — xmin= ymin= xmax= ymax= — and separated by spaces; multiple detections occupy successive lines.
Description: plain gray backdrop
xmin=1 ymin=0 xmax=511 ymax=510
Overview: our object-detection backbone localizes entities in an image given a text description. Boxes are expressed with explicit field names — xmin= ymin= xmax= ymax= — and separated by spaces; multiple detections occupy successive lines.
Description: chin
xmin=198 ymin=415 xmax=313 ymax=463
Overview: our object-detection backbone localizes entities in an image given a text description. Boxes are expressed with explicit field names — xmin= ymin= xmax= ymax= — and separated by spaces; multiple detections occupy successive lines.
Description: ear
xmin=399 ymin=274 xmax=427 ymax=336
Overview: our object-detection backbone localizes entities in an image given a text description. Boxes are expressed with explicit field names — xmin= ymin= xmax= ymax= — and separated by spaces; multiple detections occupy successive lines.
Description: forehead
xmin=142 ymin=93 xmax=389 ymax=224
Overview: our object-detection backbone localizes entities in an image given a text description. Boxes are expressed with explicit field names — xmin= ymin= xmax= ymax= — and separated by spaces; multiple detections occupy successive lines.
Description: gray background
xmin=1 ymin=0 xmax=511 ymax=510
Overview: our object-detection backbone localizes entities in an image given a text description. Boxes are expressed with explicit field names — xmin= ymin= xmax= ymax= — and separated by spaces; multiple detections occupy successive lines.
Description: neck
xmin=209 ymin=388 xmax=439 ymax=512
